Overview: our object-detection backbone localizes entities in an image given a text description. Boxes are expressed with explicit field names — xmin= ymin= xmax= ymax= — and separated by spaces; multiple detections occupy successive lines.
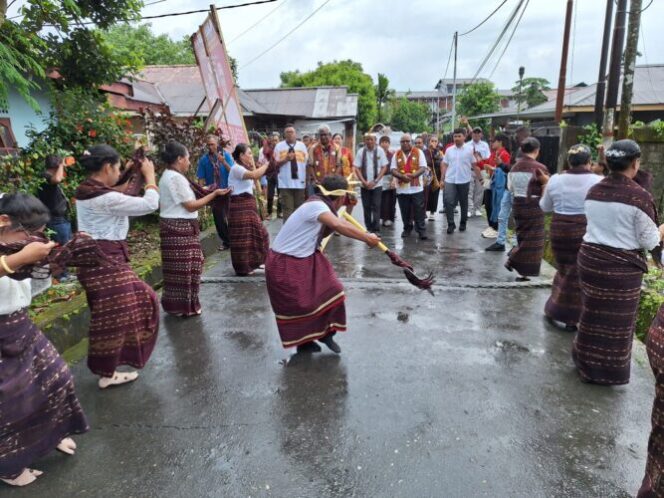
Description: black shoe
xmin=447 ymin=225 xmax=455 ymax=234
xmin=401 ymin=230 xmax=412 ymax=238
xmin=439 ymin=209 xmax=446 ymax=214
xmin=297 ymin=342 xmax=322 ymax=353
xmin=485 ymin=242 xmax=505 ymax=252
xmin=459 ymin=223 xmax=466 ymax=232
xmin=319 ymin=335 xmax=341 ymax=354
xmin=418 ymin=233 xmax=428 ymax=240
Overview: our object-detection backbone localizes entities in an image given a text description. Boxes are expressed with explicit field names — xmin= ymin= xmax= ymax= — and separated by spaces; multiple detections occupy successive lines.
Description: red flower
xmin=88 ymin=129 xmax=97 ymax=138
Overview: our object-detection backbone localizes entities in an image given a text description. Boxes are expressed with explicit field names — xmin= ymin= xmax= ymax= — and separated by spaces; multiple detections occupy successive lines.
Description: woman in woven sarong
xmin=158 ymin=141 xmax=229 ymax=317
xmin=333 ymin=132 xmax=358 ymax=215
xmin=0 ymin=193 xmax=88 ymax=487
xmin=228 ymin=143 xmax=270 ymax=276
xmin=505 ymin=137 xmax=550 ymax=281
xmin=265 ymin=175 xmax=380 ymax=354
xmin=539 ymin=145 xmax=602 ymax=331
xmin=573 ymin=139 xmax=664 ymax=386
xmin=75 ymin=145 xmax=161 ymax=389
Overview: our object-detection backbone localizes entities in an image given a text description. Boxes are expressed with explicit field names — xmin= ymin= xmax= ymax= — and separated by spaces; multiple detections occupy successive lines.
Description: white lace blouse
xmin=159 ymin=169 xmax=197 ymax=219
xmin=76 ymin=189 xmax=159 ymax=240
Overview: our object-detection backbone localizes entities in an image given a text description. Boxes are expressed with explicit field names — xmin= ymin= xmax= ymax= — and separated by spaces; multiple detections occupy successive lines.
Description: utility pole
xmin=617 ymin=0 xmax=642 ymax=139
xmin=436 ymin=80 xmax=441 ymax=135
xmin=603 ymin=0 xmax=628 ymax=144
xmin=555 ymin=0 xmax=574 ymax=123
xmin=517 ymin=66 xmax=525 ymax=121
xmin=594 ymin=0 xmax=614 ymax=131
xmin=451 ymin=31 xmax=458 ymax=130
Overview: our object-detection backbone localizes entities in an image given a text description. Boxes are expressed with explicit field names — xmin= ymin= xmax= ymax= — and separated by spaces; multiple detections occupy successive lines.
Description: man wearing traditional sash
xmin=306 ymin=125 xmax=342 ymax=195
xmin=265 ymin=175 xmax=379 ymax=354
xmin=273 ymin=125 xmax=308 ymax=221
xmin=354 ymin=133 xmax=389 ymax=233
xmin=390 ymin=134 xmax=428 ymax=240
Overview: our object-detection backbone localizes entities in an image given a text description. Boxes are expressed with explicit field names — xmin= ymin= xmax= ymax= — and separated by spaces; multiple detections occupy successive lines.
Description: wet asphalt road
xmin=7 ymin=206 xmax=655 ymax=497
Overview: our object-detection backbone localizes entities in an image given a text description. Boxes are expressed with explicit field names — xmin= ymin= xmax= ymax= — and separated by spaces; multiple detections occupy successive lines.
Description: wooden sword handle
xmin=341 ymin=211 xmax=390 ymax=253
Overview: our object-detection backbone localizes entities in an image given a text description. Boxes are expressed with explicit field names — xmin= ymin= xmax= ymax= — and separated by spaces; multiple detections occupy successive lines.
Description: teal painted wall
xmin=0 ymin=86 xmax=52 ymax=148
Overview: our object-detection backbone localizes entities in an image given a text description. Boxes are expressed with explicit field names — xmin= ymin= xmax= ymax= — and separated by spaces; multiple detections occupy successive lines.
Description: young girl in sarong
xmin=0 ymin=193 xmax=88 ymax=486
xmin=158 ymin=140 xmax=229 ymax=316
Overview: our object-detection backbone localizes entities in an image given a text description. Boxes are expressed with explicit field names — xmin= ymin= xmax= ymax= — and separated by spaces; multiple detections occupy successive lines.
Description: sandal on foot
xmin=56 ymin=437 xmax=77 ymax=455
xmin=98 ymin=371 xmax=139 ymax=389
xmin=1 ymin=468 xmax=43 ymax=487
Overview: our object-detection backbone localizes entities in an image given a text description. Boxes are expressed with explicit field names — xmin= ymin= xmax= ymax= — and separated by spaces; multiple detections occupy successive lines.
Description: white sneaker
xmin=384 ymin=220 xmax=393 ymax=227
xmin=428 ymin=214 xmax=435 ymax=221
xmin=482 ymin=227 xmax=498 ymax=239
xmin=467 ymin=211 xmax=473 ymax=218
xmin=475 ymin=209 xmax=483 ymax=217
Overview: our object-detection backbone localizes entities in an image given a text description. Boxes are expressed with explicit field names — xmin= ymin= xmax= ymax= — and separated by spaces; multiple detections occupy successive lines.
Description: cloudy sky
xmin=8 ymin=0 xmax=664 ymax=91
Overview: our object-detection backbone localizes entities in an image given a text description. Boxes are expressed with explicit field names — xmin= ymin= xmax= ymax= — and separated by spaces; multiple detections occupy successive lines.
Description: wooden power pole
xmin=555 ymin=0 xmax=574 ymax=123
xmin=603 ymin=0 xmax=628 ymax=144
xmin=617 ymin=0 xmax=643 ymax=139
xmin=594 ymin=0 xmax=614 ymax=130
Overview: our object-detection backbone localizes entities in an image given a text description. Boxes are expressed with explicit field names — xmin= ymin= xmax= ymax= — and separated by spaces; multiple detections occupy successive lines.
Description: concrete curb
xmin=38 ymin=226 xmax=222 ymax=354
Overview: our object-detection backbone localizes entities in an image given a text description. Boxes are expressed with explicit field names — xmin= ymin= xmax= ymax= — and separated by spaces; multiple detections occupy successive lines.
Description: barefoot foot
xmin=56 ymin=437 xmax=77 ymax=455
xmin=98 ymin=371 xmax=139 ymax=389
xmin=1 ymin=468 xmax=43 ymax=486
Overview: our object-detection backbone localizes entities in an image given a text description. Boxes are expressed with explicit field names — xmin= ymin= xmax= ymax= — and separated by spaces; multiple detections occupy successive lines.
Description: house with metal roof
xmin=475 ymin=65 xmax=664 ymax=126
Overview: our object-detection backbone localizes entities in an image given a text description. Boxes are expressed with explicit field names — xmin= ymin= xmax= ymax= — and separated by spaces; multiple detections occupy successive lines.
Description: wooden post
xmin=555 ymin=0 xmax=574 ymax=123
xmin=617 ymin=0 xmax=643 ymax=139
xmin=594 ymin=0 xmax=614 ymax=130
xmin=603 ymin=0 xmax=628 ymax=144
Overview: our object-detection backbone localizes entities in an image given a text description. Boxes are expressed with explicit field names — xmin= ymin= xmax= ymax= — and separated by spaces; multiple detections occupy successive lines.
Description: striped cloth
xmin=572 ymin=243 xmax=647 ymax=385
xmin=159 ymin=218 xmax=204 ymax=316
xmin=544 ymin=213 xmax=587 ymax=326
xmin=229 ymin=193 xmax=269 ymax=276
xmin=0 ymin=310 xmax=89 ymax=479
xmin=265 ymin=249 xmax=346 ymax=348
xmin=75 ymin=240 xmax=160 ymax=377
xmin=506 ymin=197 xmax=545 ymax=276
xmin=639 ymin=305 xmax=664 ymax=497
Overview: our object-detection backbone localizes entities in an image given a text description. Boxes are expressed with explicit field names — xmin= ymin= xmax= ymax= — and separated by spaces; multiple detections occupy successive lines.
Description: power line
xmin=241 ymin=0 xmax=332 ymax=68
xmin=459 ymin=0 xmax=509 ymax=37
xmin=230 ymin=0 xmax=288 ymax=42
xmin=13 ymin=0 xmax=279 ymax=24
xmin=470 ymin=0 xmax=524 ymax=83
xmin=488 ymin=0 xmax=529 ymax=79
xmin=440 ymin=35 xmax=455 ymax=85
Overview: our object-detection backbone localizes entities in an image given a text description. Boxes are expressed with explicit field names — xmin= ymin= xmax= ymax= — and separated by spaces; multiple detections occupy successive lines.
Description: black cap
xmin=606 ymin=139 xmax=641 ymax=159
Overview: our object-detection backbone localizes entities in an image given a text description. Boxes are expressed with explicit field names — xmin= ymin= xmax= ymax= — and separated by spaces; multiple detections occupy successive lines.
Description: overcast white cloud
xmin=9 ymin=0 xmax=664 ymax=91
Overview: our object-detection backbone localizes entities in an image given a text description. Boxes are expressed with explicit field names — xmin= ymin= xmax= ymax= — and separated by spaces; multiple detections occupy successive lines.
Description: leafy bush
xmin=577 ymin=124 xmax=602 ymax=160
xmin=636 ymin=268 xmax=664 ymax=342
xmin=0 ymin=88 xmax=134 ymax=200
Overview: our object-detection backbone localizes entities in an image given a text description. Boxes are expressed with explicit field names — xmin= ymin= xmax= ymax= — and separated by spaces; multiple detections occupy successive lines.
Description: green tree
xmin=0 ymin=0 xmax=142 ymax=110
xmin=456 ymin=81 xmax=501 ymax=130
xmin=102 ymin=23 xmax=195 ymax=65
xmin=511 ymin=77 xmax=550 ymax=109
xmin=280 ymin=60 xmax=377 ymax=132
xmin=388 ymin=97 xmax=432 ymax=133
xmin=375 ymin=73 xmax=394 ymax=123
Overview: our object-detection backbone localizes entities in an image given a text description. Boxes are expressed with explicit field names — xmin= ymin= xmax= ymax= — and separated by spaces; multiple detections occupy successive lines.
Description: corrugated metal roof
xmin=137 ymin=65 xmax=210 ymax=115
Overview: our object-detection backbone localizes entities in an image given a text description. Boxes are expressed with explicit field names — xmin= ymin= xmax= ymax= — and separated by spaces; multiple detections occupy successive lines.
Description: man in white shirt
xmin=354 ymin=133 xmax=389 ymax=233
xmin=273 ymin=125 xmax=308 ymax=221
xmin=442 ymin=128 xmax=478 ymax=234
xmin=390 ymin=134 xmax=428 ymax=240
xmin=465 ymin=126 xmax=491 ymax=218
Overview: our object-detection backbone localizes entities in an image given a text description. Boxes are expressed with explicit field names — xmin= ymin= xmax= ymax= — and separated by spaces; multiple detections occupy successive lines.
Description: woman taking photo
xmin=75 ymin=144 xmax=160 ymax=389
xmin=228 ymin=143 xmax=270 ymax=276
xmin=0 ymin=193 xmax=88 ymax=486
xmin=573 ymin=139 xmax=664 ymax=385
xmin=159 ymin=140 xmax=229 ymax=317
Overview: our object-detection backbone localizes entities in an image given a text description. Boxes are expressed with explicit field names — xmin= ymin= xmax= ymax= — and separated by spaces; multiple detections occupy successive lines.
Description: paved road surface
xmin=8 ymin=208 xmax=654 ymax=497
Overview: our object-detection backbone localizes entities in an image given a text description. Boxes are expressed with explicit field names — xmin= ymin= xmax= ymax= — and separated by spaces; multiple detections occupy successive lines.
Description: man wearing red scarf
xmin=306 ymin=125 xmax=342 ymax=195
xmin=390 ymin=133 xmax=428 ymax=240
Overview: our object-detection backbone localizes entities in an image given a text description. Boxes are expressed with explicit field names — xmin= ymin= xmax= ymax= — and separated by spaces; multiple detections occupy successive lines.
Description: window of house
xmin=0 ymin=118 xmax=18 ymax=150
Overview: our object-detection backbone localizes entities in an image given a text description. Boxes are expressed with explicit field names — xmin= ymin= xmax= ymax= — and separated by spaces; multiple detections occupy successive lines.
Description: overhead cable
xmin=459 ymin=0 xmax=509 ymax=37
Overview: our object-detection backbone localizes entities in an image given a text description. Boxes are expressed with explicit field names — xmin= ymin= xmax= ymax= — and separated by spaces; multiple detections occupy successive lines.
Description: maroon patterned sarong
xmin=0 ymin=310 xmax=89 ymax=479
xmin=639 ymin=305 xmax=664 ymax=497
xmin=544 ymin=213 xmax=587 ymax=326
xmin=228 ymin=193 xmax=269 ymax=276
xmin=507 ymin=197 xmax=545 ymax=276
xmin=159 ymin=218 xmax=204 ymax=316
xmin=265 ymin=249 xmax=346 ymax=348
xmin=572 ymin=243 xmax=647 ymax=385
xmin=77 ymin=240 xmax=159 ymax=377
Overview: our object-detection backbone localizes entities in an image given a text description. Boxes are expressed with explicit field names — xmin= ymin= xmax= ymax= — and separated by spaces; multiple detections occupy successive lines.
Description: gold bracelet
xmin=0 ymin=255 xmax=16 ymax=274
xmin=145 ymin=184 xmax=159 ymax=192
